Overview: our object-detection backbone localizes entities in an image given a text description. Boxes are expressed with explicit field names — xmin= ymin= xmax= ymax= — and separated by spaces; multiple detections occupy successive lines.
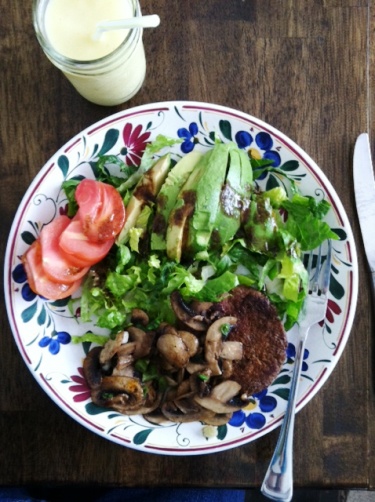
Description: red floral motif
xmin=68 ymin=367 xmax=91 ymax=403
xmin=122 ymin=123 xmax=151 ymax=166
xmin=325 ymin=298 xmax=342 ymax=323
xmin=320 ymin=298 xmax=342 ymax=326
xmin=59 ymin=203 xmax=69 ymax=216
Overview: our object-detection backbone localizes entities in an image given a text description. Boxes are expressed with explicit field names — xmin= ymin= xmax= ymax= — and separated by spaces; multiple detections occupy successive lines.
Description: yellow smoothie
xmin=37 ymin=0 xmax=146 ymax=106
xmin=45 ymin=0 xmax=133 ymax=60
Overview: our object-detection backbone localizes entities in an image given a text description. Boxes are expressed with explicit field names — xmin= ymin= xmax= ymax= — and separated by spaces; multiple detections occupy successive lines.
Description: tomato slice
xmin=75 ymin=179 xmax=125 ymax=242
xmin=23 ymin=241 xmax=82 ymax=300
xmin=39 ymin=215 xmax=90 ymax=283
xmin=59 ymin=217 xmax=114 ymax=265
xmin=75 ymin=178 xmax=103 ymax=223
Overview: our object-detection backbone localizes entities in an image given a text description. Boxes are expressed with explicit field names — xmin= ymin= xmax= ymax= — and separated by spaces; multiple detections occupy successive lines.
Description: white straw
xmin=93 ymin=14 xmax=160 ymax=41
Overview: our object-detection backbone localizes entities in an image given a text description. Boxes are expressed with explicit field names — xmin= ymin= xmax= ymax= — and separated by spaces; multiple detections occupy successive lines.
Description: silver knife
xmin=353 ymin=133 xmax=375 ymax=292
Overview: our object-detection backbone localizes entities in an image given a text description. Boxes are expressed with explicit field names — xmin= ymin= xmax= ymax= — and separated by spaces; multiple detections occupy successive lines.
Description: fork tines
xmin=306 ymin=240 xmax=332 ymax=296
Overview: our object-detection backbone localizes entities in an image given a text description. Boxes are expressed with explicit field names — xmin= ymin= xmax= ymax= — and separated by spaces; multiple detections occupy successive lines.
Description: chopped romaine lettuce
xmin=69 ymin=140 xmax=337 ymax=335
xmin=281 ymin=195 xmax=338 ymax=250
xmin=71 ymin=332 xmax=109 ymax=345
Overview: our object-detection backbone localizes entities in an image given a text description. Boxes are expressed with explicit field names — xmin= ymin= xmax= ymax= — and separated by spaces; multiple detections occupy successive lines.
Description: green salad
xmin=64 ymin=135 xmax=338 ymax=341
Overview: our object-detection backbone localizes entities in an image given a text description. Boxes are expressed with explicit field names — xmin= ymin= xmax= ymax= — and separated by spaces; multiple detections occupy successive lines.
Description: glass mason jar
xmin=32 ymin=0 xmax=146 ymax=106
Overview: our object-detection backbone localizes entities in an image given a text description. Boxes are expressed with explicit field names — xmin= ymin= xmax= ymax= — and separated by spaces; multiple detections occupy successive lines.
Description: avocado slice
xmin=212 ymin=148 xmax=253 ymax=247
xmin=243 ymin=194 xmax=280 ymax=254
xmin=187 ymin=142 xmax=236 ymax=255
xmin=165 ymin=199 xmax=195 ymax=262
xmin=243 ymin=187 xmax=288 ymax=254
xmin=151 ymin=150 xmax=203 ymax=251
xmin=166 ymin=150 xmax=213 ymax=261
xmin=117 ymin=154 xmax=171 ymax=245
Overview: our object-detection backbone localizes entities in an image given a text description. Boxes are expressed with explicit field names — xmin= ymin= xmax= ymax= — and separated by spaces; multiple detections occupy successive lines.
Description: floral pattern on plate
xmin=4 ymin=101 xmax=358 ymax=455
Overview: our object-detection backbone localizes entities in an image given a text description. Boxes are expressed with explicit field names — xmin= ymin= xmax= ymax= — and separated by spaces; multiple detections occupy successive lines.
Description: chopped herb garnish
xmin=220 ymin=323 xmax=232 ymax=338
xmin=198 ymin=374 xmax=210 ymax=382
xmin=134 ymin=358 xmax=150 ymax=374
xmin=101 ymin=392 xmax=114 ymax=400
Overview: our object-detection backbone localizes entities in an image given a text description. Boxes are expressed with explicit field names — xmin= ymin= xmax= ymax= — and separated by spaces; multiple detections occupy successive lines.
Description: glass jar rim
xmin=32 ymin=0 xmax=141 ymax=69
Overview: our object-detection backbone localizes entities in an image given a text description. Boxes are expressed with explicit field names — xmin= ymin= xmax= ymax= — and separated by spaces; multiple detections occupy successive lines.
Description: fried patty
xmin=211 ymin=286 xmax=287 ymax=395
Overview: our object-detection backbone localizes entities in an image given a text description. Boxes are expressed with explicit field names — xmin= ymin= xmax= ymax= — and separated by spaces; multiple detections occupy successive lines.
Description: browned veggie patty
xmin=210 ymin=286 xmax=287 ymax=395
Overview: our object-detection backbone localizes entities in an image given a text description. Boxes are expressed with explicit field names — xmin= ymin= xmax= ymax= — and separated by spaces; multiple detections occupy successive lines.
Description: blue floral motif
xmin=235 ymin=130 xmax=253 ymax=149
xmin=12 ymin=263 xmax=28 ymax=284
xmin=11 ymin=231 xmax=78 ymax=360
xmin=229 ymin=388 xmax=277 ymax=430
xmin=255 ymin=131 xmax=273 ymax=151
xmin=21 ymin=283 xmax=37 ymax=302
xmin=256 ymin=390 xmax=278 ymax=413
xmin=177 ymin=122 xmax=199 ymax=153
xmin=234 ymin=130 xmax=281 ymax=180
xmin=286 ymin=342 xmax=309 ymax=372
xmin=255 ymin=132 xmax=281 ymax=167
xmin=229 ymin=410 xmax=246 ymax=427
xmin=14 ymin=264 xmax=38 ymax=302
xmin=246 ymin=412 xmax=266 ymax=430
xmin=263 ymin=150 xmax=281 ymax=167
xmin=39 ymin=331 xmax=71 ymax=355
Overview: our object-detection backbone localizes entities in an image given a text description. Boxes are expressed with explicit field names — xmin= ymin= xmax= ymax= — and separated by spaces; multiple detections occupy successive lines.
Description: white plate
xmin=4 ymin=101 xmax=358 ymax=455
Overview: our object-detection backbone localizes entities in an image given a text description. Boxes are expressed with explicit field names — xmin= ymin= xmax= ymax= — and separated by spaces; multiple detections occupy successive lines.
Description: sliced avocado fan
xmin=117 ymin=154 xmax=171 ymax=245
xmin=151 ymin=150 xmax=203 ymax=251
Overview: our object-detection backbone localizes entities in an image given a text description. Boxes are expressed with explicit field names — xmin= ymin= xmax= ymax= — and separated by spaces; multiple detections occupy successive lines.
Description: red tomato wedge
xmin=75 ymin=179 xmax=125 ymax=242
xmin=59 ymin=217 xmax=114 ymax=265
xmin=23 ymin=241 xmax=82 ymax=300
xmin=21 ymin=180 xmax=125 ymax=300
xmin=75 ymin=178 xmax=103 ymax=223
xmin=39 ymin=215 xmax=90 ymax=283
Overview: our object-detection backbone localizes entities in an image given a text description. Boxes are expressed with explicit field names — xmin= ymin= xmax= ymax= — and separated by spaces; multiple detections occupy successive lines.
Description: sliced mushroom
xmin=173 ymin=393 xmax=202 ymax=415
xmin=112 ymin=342 xmax=137 ymax=376
xmin=220 ymin=341 xmax=243 ymax=360
xmin=177 ymin=331 xmax=199 ymax=357
xmin=161 ymin=395 xmax=214 ymax=423
xmin=186 ymin=361 xmax=207 ymax=374
xmin=144 ymin=410 xmax=173 ymax=425
xmin=211 ymin=380 xmax=242 ymax=402
xmin=99 ymin=331 xmax=128 ymax=365
xmin=82 ymin=288 xmax=250 ymax=428
xmin=158 ymin=324 xmax=179 ymax=337
xmin=130 ymin=308 xmax=149 ymax=326
xmin=190 ymin=300 xmax=213 ymax=317
xmin=156 ymin=333 xmax=190 ymax=368
xmin=83 ymin=346 xmax=103 ymax=389
xmin=170 ymin=291 xmax=207 ymax=331
xmin=119 ymin=382 xmax=161 ymax=415
xmin=176 ymin=378 xmax=191 ymax=397
xmin=92 ymin=375 xmax=145 ymax=411
xmin=205 ymin=316 xmax=237 ymax=375
xmin=194 ymin=380 xmax=244 ymax=414
xmin=161 ymin=400 xmax=198 ymax=423
xmin=189 ymin=371 xmax=211 ymax=397
xmin=221 ymin=359 xmax=234 ymax=379
xmin=127 ymin=326 xmax=155 ymax=358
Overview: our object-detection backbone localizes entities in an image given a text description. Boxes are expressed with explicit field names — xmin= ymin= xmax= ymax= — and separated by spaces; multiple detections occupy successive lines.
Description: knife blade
xmin=353 ymin=133 xmax=375 ymax=285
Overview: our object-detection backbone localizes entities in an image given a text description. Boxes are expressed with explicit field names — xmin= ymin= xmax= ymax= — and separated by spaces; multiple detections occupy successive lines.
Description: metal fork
xmin=261 ymin=240 xmax=332 ymax=502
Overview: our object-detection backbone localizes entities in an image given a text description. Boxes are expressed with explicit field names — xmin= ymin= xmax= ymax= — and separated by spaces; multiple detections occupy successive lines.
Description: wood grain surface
xmin=0 ymin=0 xmax=373 ymax=490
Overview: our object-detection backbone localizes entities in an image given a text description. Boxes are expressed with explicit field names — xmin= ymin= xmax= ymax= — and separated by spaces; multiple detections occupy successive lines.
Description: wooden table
xmin=1 ymin=0 xmax=374 ymax=492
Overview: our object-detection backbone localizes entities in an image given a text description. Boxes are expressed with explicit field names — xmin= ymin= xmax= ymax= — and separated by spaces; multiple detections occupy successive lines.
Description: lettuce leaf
xmin=74 ymin=142 xmax=337 ymax=335
xmin=282 ymin=195 xmax=339 ymax=250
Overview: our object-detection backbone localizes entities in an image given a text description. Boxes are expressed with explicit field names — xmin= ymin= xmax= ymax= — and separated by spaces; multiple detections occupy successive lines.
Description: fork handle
xmin=261 ymin=333 xmax=307 ymax=502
